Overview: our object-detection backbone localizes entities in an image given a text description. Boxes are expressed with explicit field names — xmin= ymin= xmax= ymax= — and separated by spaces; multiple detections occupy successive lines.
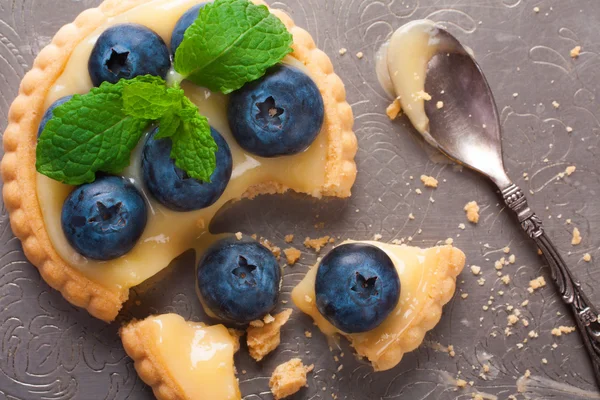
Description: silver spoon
xmin=421 ymin=28 xmax=600 ymax=386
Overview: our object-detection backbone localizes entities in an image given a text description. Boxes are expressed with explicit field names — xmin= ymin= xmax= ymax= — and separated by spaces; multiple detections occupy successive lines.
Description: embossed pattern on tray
xmin=1 ymin=0 xmax=600 ymax=399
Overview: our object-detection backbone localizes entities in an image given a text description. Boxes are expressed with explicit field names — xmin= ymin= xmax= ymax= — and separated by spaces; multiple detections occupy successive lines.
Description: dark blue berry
xmin=170 ymin=3 xmax=206 ymax=55
xmin=38 ymin=96 xmax=73 ymax=138
xmin=88 ymin=23 xmax=171 ymax=86
xmin=228 ymin=64 xmax=324 ymax=157
xmin=197 ymin=237 xmax=281 ymax=324
xmin=61 ymin=175 xmax=148 ymax=261
xmin=142 ymin=126 xmax=232 ymax=212
xmin=315 ymin=243 xmax=401 ymax=333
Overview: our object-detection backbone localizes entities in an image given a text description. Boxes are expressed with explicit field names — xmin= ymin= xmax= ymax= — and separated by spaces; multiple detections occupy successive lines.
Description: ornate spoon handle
xmin=502 ymin=184 xmax=600 ymax=386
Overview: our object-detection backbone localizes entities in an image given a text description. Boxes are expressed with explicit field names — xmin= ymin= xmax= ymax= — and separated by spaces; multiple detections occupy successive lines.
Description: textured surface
xmin=1 ymin=0 xmax=600 ymax=399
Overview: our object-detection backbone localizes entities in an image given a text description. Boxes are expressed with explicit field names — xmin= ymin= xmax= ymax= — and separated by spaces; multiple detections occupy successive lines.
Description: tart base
xmin=1 ymin=0 xmax=357 ymax=322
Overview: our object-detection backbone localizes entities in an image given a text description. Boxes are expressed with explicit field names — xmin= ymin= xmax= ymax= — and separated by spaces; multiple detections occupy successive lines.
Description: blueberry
xmin=61 ymin=175 xmax=148 ymax=261
xmin=315 ymin=243 xmax=401 ymax=333
xmin=197 ymin=237 xmax=281 ymax=324
xmin=38 ymin=95 xmax=73 ymax=138
xmin=142 ymin=126 xmax=232 ymax=211
xmin=88 ymin=23 xmax=171 ymax=86
xmin=228 ymin=64 xmax=324 ymax=157
xmin=170 ymin=3 xmax=206 ymax=55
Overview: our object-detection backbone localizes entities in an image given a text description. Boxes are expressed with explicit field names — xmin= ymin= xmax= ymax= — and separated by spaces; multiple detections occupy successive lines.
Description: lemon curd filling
xmin=292 ymin=240 xmax=465 ymax=371
xmin=37 ymin=0 xmax=329 ymax=292
xmin=147 ymin=314 xmax=240 ymax=399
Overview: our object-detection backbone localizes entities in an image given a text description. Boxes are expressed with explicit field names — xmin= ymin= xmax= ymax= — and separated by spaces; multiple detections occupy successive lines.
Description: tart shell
xmin=1 ymin=0 xmax=357 ymax=322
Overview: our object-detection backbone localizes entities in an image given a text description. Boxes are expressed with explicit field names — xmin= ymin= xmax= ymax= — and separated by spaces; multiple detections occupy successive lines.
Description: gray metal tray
xmin=1 ymin=0 xmax=600 ymax=398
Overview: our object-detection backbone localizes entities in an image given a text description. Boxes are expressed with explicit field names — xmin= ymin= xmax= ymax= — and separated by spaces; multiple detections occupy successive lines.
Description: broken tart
xmin=292 ymin=241 xmax=465 ymax=371
xmin=1 ymin=0 xmax=356 ymax=321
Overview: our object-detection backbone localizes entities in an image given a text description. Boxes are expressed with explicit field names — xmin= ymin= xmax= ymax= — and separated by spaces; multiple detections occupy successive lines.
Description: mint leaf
xmin=36 ymin=80 xmax=150 ymax=185
xmin=156 ymin=112 xmax=181 ymax=139
xmin=174 ymin=0 xmax=293 ymax=94
xmin=170 ymin=114 xmax=217 ymax=182
xmin=123 ymin=82 xmax=184 ymax=120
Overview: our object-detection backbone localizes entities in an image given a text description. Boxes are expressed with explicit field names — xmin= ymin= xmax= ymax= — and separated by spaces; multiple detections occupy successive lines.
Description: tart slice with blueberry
xmin=2 ymin=0 xmax=357 ymax=321
xmin=292 ymin=241 xmax=465 ymax=371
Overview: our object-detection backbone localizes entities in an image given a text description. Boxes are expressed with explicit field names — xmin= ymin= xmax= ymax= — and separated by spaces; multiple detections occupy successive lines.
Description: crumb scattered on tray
xmin=338 ymin=48 xmax=347 ymax=55
xmin=415 ymin=90 xmax=432 ymax=101
xmin=570 ymin=45 xmax=581 ymax=58
xmin=507 ymin=314 xmax=519 ymax=326
xmin=551 ymin=326 xmax=576 ymax=336
xmin=458 ymin=223 xmax=466 ymax=230
xmin=583 ymin=253 xmax=592 ymax=262
xmin=533 ymin=6 xmax=540 ymax=13
xmin=269 ymin=358 xmax=314 ymax=400
xmin=528 ymin=330 xmax=539 ymax=339
xmin=415 ymin=188 xmax=423 ymax=195
xmin=260 ymin=238 xmax=281 ymax=260
xmin=421 ymin=175 xmax=439 ymax=188
xmin=386 ymin=98 xmax=402 ymax=120
xmin=284 ymin=248 xmax=301 ymax=265
xmin=247 ymin=309 xmax=293 ymax=362
xmin=565 ymin=166 xmax=576 ymax=176
xmin=356 ymin=51 xmax=364 ymax=59
xmin=409 ymin=213 xmax=415 ymax=220
xmin=436 ymin=101 xmax=444 ymax=109
xmin=373 ymin=233 xmax=383 ymax=241
xmin=528 ymin=276 xmax=546 ymax=293
xmin=552 ymin=100 xmax=560 ymax=109
xmin=284 ymin=234 xmax=294 ymax=243
xmin=304 ymin=236 xmax=331 ymax=252
xmin=456 ymin=378 xmax=468 ymax=388
xmin=304 ymin=330 xmax=312 ymax=338
xmin=572 ymin=227 xmax=582 ymax=245
xmin=235 ymin=232 xmax=243 ymax=240
xmin=501 ymin=274 xmax=511 ymax=285
xmin=470 ymin=265 xmax=481 ymax=275
xmin=464 ymin=201 xmax=480 ymax=224
xmin=566 ymin=126 xmax=573 ymax=133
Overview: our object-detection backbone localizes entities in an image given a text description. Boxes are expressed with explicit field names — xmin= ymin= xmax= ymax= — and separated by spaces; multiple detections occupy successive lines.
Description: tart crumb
xmin=338 ymin=48 xmax=347 ymax=55
xmin=436 ymin=101 xmax=444 ymax=109
xmin=420 ymin=175 xmax=439 ymax=188
xmin=571 ymin=227 xmax=582 ymax=245
xmin=507 ymin=314 xmax=519 ymax=326
xmin=304 ymin=330 xmax=312 ymax=338
xmin=260 ymin=238 xmax=281 ymax=260
xmin=409 ymin=213 xmax=415 ymax=220
xmin=386 ymin=98 xmax=402 ymax=120
xmin=528 ymin=276 xmax=546 ymax=293
xmin=542 ymin=358 xmax=548 ymax=364
xmin=528 ymin=330 xmax=539 ymax=339
xmin=416 ymin=90 xmax=432 ymax=101
xmin=583 ymin=253 xmax=592 ymax=262
xmin=304 ymin=236 xmax=331 ymax=252
xmin=461 ymin=293 xmax=469 ymax=299
xmin=235 ymin=232 xmax=243 ymax=240
xmin=373 ymin=234 xmax=383 ymax=241
xmin=284 ymin=234 xmax=294 ymax=243
xmin=415 ymin=188 xmax=423 ymax=195
xmin=458 ymin=223 xmax=466 ymax=230
xmin=552 ymin=100 xmax=560 ymax=109
xmin=270 ymin=359 xmax=314 ymax=400
xmin=508 ymin=254 xmax=516 ymax=264
xmin=533 ymin=6 xmax=540 ymax=12
xmin=501 ymin=274 xmax=511 ymax=285
xmin=551 ymin=325 xmax=576 ymax=336
xmin=565 ymin=166 xmax=576 ymax=176
xmin=524 ymin=369 xmax=531 ymax=378
xmin=356 ymin=51 xmax=364 ymax=59
xmin=247 ymin=309 xmax=293 ymax=362
xmin=464 ymin=201 xmax=480 ymax=223
xmin=470 ymin=265 xmax=481 ymax=275
xmin=284 ymin=247 xmax=301 ymax=265
xmin=503 ymin=246 xmax=510 ymax=254
xmin=566 ymin=126 xmax=573 ymax=133
xmin=570 ymin=45 xmax=581 ymax=58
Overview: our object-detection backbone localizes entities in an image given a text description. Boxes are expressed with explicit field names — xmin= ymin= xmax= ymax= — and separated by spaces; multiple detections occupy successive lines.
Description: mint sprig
xmin=174 ymin=0 xmax=293 ymax=94
xmin=37 ymin=76 xmax=216 ymax=185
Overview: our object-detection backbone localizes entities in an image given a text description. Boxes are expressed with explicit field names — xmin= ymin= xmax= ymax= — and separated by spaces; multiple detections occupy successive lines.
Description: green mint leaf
xmin=170 ymin=114 xmax=217 ymax=182
xmin=123 ymin=83 xmax=184 ymax=120
xmin=174 ymin=0 xmax=293 ymax=94
xmin=36 ymin=80 xmax=150 ymax=185
xmin=156 ymin=112 xmax=182 ymax=139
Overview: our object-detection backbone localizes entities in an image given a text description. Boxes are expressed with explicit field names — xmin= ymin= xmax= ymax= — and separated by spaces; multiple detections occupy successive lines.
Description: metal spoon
xmin=422 ymin=28 xmax=600 ymax=387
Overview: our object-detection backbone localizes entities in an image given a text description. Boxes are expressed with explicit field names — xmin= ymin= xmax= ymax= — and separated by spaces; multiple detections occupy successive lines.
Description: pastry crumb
xmin=571 ymin=227 xmax=582 ymax=245
xmin=408 ymin=213 xmax=415 ymax=220
xmin=507 ymin=314 xmax=519 ymax=326
xmin=415 ymin=188 xmax=423 ymax=195
xmin=447 ymin=345 xmax=456 ymax=357
xmin=565 ymin=166 xmax=576 ymax=176
xmin=552 ymin=100 xmax=560 ymax=109
xmin=508 ymin=254 xmax=516 ymax=264
xmin=456 ymin=378 xmax=468 ymax=388
xmin=436 ymin=101 xmax=444 ymax=109
xmin=528 ymin=276 xmax=546 ymax=293
xmin=415 ymin=90 xmax=432 ymax=101
xmin=304 ymin=330 xmax=312 ymax=338
xmin=464 ymin=201 xmax=480 ymax=223
xmin=356 ymin=51 xmax=364 ymax=59
xmin=524 ymin=369 xmax=531 ymax=378
xmin=528 ymin=330 xmax=539 ymax=339
xmin=373 ymin=234 xmax=383 ymax=241
xmin=284 ymin=247 xmax=301 ymax=265
xmin=235 ymin=232 xmax=243 ymax=240
xmin=260 ymin=238 xmax=281 ymax=260
xmin=386 ymin=98 xmax=402 ymax=120
xmin=461 ymin=293 xmax=469 ymax=299
xmin=501 ymin=274 xmax=511 ymax=285
xmin=420 ymin=175 xmax=439 ymax=188
xmin=247 ymin=309 xmax=293 ymax=362
xmin=566 ymin=126 xmax=573 ymax=133
xmin=284 ymin=234 xmax=294 ymax=243
xmin=542 ymin=358 xmax=548 ymax=364
xmin=470 ymin=265 xmax=481 ymax=275
xmin=458 ymin=223 xmax=466 ymax=230
xmin=445 ymin=238 xmax=454 ymax=245
xmin=551 ymin=325 xmax=576 ymax=336
xmin=304 ymin=236 xmax=331 ymax=252
xmin=570 ymin=45 xmax=581 ymax=58
xmin=269 ymin=358 xmax=313 ymax=400
xmin=583 ymin=253 xmax=592 ymax=262
xmin=338 ymin=48 xmax=347 ymax=55
xmin=533 ymin=6 xmax=540 ymax=12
